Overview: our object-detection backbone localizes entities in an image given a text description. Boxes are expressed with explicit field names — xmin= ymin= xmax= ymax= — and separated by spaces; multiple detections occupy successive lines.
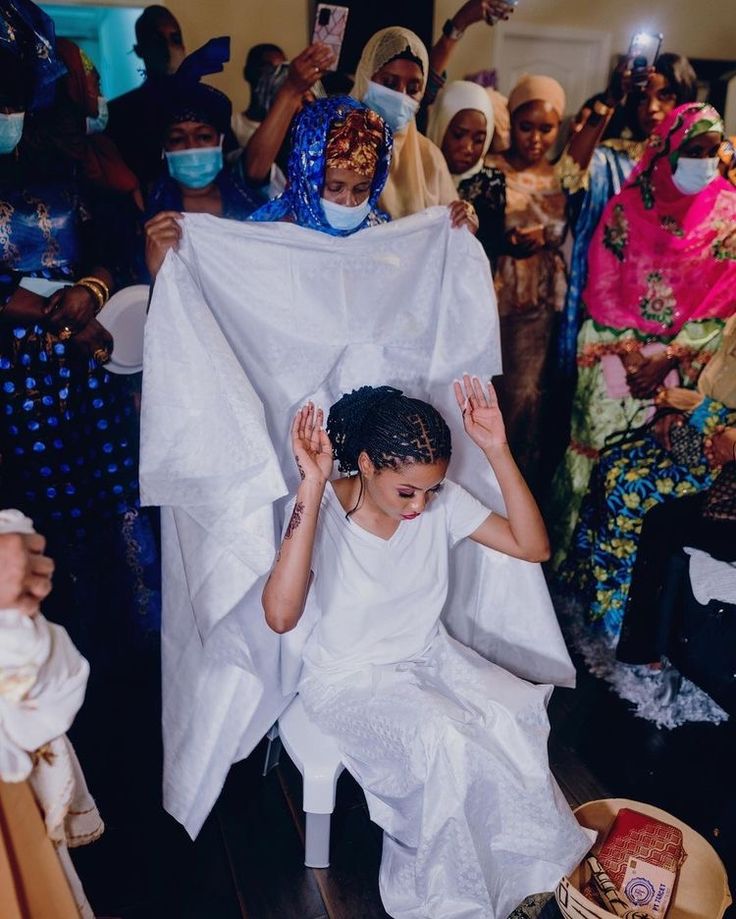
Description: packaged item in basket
xmin=590 ymin=808 xmax=686 ymax=916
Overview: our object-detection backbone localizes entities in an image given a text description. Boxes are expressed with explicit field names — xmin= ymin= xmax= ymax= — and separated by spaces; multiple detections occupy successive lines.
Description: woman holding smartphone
xmin=484 ymin=75 xmax=567 ymax=495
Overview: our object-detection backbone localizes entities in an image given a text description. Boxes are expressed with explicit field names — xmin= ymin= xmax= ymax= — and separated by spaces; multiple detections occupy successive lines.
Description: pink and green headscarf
xmin=583 ymin=103 xmax=735 ymax=337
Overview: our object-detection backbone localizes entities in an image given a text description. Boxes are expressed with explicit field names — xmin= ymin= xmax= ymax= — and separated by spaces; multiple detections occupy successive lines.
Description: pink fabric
xmin=584 ymin=103 xmax=736 ymax=336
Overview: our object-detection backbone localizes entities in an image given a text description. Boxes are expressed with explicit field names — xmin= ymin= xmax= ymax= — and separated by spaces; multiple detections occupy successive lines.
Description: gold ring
xmin=58 ymin=325 xmax=74 ymax=341
xmin=93 ymin=347 xmax=111 ymax=365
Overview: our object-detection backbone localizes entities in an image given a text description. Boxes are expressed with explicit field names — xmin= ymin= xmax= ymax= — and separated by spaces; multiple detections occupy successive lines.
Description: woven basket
xmin=555 ymin=799 xmax=732 ymax=919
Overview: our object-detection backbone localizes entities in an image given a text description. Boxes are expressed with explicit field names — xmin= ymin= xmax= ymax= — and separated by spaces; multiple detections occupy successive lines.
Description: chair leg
xmin=262 ymin=724 xmax=282 ymax=776
xmin=304 ymin=812 xmax=331 ymax=868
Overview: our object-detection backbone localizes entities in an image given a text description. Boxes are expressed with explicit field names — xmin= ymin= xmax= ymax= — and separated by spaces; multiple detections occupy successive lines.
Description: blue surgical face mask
xmin=165 ymin=142 xmax=223 ymax=189
xmin=672 ymin=155 xmax=720 ymax=195
xmin=0 ymin=111 xmax=25 ymax=154
xmin=86 ymin=96 xmax=109 ymax=135
xmin=363 ymin=81 xmax=419 ymax=135
xmin=320 ymin=196 xmax=372 ymax=231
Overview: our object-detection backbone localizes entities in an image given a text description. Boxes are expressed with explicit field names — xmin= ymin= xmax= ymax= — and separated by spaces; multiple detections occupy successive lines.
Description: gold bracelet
xmin=76 ymin=279 xmax=104 ymax=314
xmin=78 ymin=275 xmax=110 ymax=303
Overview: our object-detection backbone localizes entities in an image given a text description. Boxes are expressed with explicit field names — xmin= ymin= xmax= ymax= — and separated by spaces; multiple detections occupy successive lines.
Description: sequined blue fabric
xmin=0 ymin=180 xmax=160 ymax=639
xmin=249 ymin=95 xmax=392 ymax=236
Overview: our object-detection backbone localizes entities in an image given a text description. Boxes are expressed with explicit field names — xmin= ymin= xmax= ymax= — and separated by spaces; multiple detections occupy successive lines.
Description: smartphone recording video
xmin=312 ymin=4 xmax=349 ymax=71
xmin=628 ymin=31 xmax=663 ymax=88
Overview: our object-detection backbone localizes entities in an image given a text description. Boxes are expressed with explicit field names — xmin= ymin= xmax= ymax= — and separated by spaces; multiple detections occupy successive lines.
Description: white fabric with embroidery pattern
xmin=140 ymin=207 xmax=576 ymax=839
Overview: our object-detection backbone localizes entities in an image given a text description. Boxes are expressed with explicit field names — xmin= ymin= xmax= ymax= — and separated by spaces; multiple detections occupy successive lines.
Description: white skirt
xmin=299 ymin=629 xmax=593 ymax=919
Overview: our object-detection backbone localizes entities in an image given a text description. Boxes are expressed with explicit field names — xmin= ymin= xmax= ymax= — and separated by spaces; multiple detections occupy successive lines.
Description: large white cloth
xmin=140 ymin=207 xmax=576 ymax=838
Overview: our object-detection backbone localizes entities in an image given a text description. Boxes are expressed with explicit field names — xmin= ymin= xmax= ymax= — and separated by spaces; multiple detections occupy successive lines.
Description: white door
xmin=492 ymin=22 xmax=613 ymax=116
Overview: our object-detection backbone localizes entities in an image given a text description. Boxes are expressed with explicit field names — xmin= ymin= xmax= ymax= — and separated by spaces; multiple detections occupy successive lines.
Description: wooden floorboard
xmin=216 ymin=743 xmax=328 ymax=919
xmin=69 ymin=643 xmax=734 ymax=917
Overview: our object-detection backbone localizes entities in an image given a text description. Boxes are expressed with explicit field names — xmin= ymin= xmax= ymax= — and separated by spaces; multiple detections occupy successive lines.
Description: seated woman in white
xmin=263 ymin=377 xmax=592 ymax=919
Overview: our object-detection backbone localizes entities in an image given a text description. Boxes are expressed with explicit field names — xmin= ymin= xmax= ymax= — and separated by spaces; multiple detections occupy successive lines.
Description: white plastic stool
xmin=277 ymin=694 xmax=345 ymax=868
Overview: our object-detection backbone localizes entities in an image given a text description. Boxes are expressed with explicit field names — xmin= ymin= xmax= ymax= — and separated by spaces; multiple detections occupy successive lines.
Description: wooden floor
xmin=70 ymin=643 xmax=735 ymax=919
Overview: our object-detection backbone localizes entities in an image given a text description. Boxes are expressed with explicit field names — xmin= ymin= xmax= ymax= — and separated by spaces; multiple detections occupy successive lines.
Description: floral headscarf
xmin=584 ymin=103 xmax=736 ymax=336
xmin=249 ymin=95 xmax=392 ymax=236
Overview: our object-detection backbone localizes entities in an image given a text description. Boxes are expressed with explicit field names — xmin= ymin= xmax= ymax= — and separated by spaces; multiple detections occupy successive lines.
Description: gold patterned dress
xmin=485 ymin=155 xmax=567 ymax=491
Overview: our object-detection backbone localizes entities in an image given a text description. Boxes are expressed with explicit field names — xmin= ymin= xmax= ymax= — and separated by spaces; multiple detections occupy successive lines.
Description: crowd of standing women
xmin=2 ymin=0 xmax=736 ymax=914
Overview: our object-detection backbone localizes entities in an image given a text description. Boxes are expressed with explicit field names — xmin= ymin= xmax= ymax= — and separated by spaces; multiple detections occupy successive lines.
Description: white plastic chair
xmin=274 ymin=694 xmax=345 ymax=868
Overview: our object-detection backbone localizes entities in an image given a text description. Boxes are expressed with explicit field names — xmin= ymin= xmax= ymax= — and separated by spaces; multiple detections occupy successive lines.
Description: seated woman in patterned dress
xmin=554 ymin=109 xmax=736 ymax=645
xmin=262 ymin=379 xmax=592 ymax=919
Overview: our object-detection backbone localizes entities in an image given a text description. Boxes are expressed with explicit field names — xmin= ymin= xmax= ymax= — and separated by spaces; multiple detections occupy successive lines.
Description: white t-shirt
xmin=301 ymin=479 xmax=490 ymax=675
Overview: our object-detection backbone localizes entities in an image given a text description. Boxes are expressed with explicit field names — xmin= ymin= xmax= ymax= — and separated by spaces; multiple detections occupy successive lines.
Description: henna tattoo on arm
xmin=295 ymin=455 xmax=306 ymax=481
xmin=284 ymin=500 xmax=304 ymax=539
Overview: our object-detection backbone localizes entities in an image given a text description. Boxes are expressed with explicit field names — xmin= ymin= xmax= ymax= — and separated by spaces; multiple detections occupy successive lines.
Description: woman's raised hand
xmin=292 ymin=402 xmax=333 ymax=484
xmin=454 ymin=374 xmax=507 ymax=452
xmin=145 ymin=210 xmax=183 ymax=280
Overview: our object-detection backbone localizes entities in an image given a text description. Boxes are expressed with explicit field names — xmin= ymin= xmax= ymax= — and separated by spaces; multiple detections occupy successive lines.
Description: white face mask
xmin=320 ymin=196 xmax=371 ymax=231
xmin=85 ymin=96 xmax=109 ymax=135
xmin=363 ymin=81 xmax=419 ymax=135
xmin=672 ymin=156 xmax=720 ymax=195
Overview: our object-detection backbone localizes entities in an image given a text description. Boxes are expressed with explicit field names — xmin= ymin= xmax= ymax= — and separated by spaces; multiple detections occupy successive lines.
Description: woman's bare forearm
xmin=478 ymin=444 xmax=550 ymax=561
xmin=262 ymin=480 xmax=325 ymax=633
xmin=244 ymin=88 xmax=301 ymax=183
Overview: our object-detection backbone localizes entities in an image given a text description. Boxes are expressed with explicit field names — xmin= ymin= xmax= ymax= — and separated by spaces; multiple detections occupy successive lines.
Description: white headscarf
xmin=351 ymin=26 xmax=457 ymax=218
xmin=427 ymin=80 xmax=495 ymax=188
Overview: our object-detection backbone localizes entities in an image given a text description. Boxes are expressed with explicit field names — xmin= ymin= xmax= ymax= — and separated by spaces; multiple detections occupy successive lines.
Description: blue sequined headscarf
xmin=0 ymin=0 xmax=66 ymax=110
xmin=249 ymin=95 xmax=392 ymax=236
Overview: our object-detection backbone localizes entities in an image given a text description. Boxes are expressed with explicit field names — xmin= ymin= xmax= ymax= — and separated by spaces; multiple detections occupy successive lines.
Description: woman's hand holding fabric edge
xmin=448 ymin=199 xmax=479 ymax=234
xmin=145 ymin=210 xmax=184 ymax=280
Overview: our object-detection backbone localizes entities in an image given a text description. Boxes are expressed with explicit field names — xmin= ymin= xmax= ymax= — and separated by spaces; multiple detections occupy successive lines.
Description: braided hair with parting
xmin=326 ymin=385 xmax=452 ymax=517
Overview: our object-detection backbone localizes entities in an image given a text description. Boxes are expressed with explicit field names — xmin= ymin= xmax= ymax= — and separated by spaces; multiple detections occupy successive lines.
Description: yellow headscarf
xmin=352 ymin=27 xmax=457 ymax=219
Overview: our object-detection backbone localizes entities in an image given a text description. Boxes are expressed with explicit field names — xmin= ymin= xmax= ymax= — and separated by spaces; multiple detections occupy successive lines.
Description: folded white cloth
xmin=141 ymin=207 xmax=576 ymax=838
xmin=685 ymin=547 xmax=736 ymax=605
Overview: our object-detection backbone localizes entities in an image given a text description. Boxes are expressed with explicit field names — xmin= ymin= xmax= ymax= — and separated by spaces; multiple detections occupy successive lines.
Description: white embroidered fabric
xmin=140 ymin=208 xmax=577 ymax=838
xmin=300 ymin=630 xmax=594 ymax=918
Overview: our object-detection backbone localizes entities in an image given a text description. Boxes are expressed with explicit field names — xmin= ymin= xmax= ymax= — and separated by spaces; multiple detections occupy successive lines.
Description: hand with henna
xmin=292 ymin=402 xmax=333 ymax=486
xmin=704 ymin=425 xmax=736 ymax=468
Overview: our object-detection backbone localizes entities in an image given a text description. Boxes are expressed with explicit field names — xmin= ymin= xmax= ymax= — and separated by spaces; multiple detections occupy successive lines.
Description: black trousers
xmin=617 ymin=492 xmax=736 ymax=664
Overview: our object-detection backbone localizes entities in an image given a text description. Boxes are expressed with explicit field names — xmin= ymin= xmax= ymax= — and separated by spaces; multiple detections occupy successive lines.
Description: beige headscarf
xmin=427 ymin=80 xmax=495 ymax=188
xmin=508 ymin=75 xmax=566 ymax=119
xmin=486 ymin=89 xmax=510 ymax=153
xmin=352 ymin=26 xmax=457 ymax=218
